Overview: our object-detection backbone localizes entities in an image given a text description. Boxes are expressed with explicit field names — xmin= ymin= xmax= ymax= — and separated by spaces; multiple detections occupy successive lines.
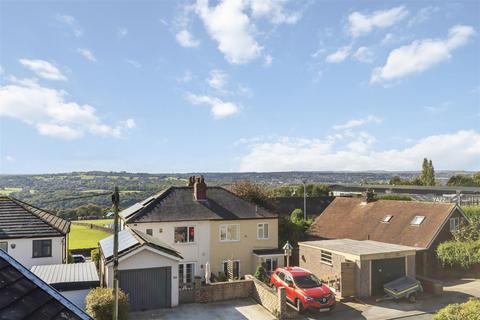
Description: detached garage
xmin=99 ymin=228 xmax=182 ymax=310
xmin=299 ymin=239 xmax=417 ymax=297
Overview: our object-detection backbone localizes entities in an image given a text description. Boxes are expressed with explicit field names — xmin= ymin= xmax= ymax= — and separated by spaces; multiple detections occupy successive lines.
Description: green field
xmin=68 ymin=223 xmax=111 ymax=250
xmin=0 ymin=187 xmax=22 ymax=195
xmin=74 ymin=219 xmax=113 ymax=226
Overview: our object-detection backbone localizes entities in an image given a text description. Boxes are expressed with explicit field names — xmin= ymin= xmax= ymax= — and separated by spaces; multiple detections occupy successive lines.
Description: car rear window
xmin=294 ymin=274 xmax=322 ymax=289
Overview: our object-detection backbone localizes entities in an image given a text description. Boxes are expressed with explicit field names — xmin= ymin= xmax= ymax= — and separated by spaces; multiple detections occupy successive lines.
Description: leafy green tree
xmin=86 ymin=287 xmax=129 ymax=320
xmin=447 ymin=174 xmax=480 ymax=187
xmin=290 ymin=208 xmax=304 ymax=224
xmin=229 ymin=180 xmax=272 ymax=210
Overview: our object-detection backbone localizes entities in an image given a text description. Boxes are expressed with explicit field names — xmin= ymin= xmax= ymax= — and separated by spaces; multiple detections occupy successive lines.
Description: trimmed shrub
xmin=433 ymin=298 xmax=480 ymax=320
xmin=91 ymin=248 xmax=100 ymax=269
xmin=86 ymin=287 xmax=129 ymax=320
xmin=254 ymin=265 xmax=269 ymax=284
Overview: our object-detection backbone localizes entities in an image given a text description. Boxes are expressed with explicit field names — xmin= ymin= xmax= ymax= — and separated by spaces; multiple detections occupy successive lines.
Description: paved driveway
xmin=129 ymin=298 xmax=276 ymax=320
xmin=296 ymin=278 xmax=480 ymax=320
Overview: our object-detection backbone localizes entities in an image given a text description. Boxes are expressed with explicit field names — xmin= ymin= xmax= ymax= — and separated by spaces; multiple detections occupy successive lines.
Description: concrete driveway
xmin=295 ymin=278 xmax=480 ymax=320
xmin=129 ymin=298 xmax=276 ymax=320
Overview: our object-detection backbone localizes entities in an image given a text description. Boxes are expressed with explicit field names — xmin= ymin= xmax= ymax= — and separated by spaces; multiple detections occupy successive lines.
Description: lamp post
xmin=302 ymin=179 xmax=307 ymax=221
xmin=283 ymin=241 xmax=293 ymax=267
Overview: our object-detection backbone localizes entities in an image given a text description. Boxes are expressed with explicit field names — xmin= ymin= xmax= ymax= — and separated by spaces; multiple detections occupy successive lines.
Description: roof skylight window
xmin=410 ymin=215 xmax=425 ymax=225
xmin=382 ymin=215 xmax=393 ymax=223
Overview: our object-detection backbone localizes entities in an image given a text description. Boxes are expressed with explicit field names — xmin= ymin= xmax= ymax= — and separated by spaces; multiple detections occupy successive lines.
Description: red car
xmin=270 ymin=267 xmax=336 ymax=313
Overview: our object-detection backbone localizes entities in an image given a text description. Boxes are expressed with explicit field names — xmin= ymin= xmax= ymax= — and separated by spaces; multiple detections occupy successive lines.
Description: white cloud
xmin=19 ymin=59 xmax=67 ymax=81
xmin=263 ymin=54 xmax=273 ymax=67
xmin=206 ymin=69 xmax=228 ymax=89
xmin=408 ymin=6 xmax=439 ymax=27
xmin=371 ymin=25 xmax=475 ymax=83
xmin=333 ymin=115 xmax=382 ymax=130
xmin=177 ymin=70 xmax=195 ymax=83
xmin=117 ymin=27 xmax=128 ymax=38
xmin=55 ymin=14 xmax=83 ymax=37
xmin=238 ymin=130 xmax=480 ymax=171
xmin=77 ymin=48 xmax=97 ymax=62
xmin=176 ymin=30 xmax=200 ymax=48
xmin=125 ymin=59 xmax=141 ymax=68
xmin=195 ymin=0 xmax=262 ymax=64
xmin=186 ymin=93 xmax=239 ymax=118
xmin=348 ymin=6 xmax=409 ymax=38
xmin=0 ymin=80 xmax=135 ymax=139
xmin=325 ymin=47 xmax=350 ymax=63
xmin=237 ymin=84 xmax=253 ymax=98
xmin=249 ymin=0 xmax=301 ymax=25
xmin=353 ymin=46 xmax=374 ymax=63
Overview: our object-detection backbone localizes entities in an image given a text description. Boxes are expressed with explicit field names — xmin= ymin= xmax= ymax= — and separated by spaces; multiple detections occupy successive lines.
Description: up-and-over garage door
xmin=119 ymin=267 xmax=171 ymax=311
xmin=371 ymin=257 xmax=406 ymax=295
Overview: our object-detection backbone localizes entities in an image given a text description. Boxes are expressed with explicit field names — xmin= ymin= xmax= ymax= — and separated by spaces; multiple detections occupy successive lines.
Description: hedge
xmin=86 ymin=287 xmax=129 ymax=320
xmin=436 ymin=240 xmax=480 ymax=269
xmin=433 ymin=298 xmax=480 ymax=320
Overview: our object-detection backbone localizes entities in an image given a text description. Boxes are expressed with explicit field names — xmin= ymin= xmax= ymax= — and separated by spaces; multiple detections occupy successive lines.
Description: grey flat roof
xmin=31 ymin=262 xmax=99 ymax=285
xmin=299 ymin=239 xmax=417 ymax=260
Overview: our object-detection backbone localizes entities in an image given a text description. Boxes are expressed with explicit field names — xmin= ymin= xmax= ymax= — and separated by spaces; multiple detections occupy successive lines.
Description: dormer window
xmin=410 ymin=215 xmax=425 ymax=226
xmin=382 ymin=215 xmax=393 ymax=223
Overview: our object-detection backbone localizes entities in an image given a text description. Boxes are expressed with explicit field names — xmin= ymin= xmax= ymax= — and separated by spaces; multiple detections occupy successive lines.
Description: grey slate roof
xmin=99 ymin=228 xmax=182 ymax=262
xmin=120 ymin=186 xmax=277 ymax=223
xmin=0 ymin=250 xmax=91 ymax=320
xmin=0 ymin=196 xmax=70 ymax=239
xmin=31 ymin=262 xmax=99 ymax=291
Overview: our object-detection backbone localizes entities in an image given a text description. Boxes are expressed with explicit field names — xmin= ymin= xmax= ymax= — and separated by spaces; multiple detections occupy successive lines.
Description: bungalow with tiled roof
xmin=306 ymin=191 xmax=468 ymax=277
xmin=0 ymin=196 xmax=70 ymax=268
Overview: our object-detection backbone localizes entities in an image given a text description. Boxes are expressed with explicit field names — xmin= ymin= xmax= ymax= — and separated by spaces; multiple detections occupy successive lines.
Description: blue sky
xmin=1 ymin=0 xmax=479 ymax=174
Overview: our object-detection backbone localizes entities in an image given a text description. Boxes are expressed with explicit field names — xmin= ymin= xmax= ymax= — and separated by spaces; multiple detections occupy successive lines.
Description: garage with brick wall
xmin=299 ymin=239 xmax=417 ymax=297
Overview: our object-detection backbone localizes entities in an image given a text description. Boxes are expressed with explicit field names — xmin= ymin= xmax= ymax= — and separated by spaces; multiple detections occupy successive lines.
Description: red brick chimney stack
xmin=187 ymin=176 xmax=195 ymax=187
xmin=194 ymin=176 xmax=207 ymax=200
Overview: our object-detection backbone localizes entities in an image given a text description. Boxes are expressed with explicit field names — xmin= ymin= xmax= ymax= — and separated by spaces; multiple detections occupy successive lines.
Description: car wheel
xmin=296 ymin=299 xmax=306 ymax=314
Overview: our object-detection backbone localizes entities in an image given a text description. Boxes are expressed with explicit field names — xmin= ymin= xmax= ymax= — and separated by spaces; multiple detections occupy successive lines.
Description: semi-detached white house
xmin=119 ymin=176 xmax=283 ymax=287
xmin=0 ymin=196 xmax=70 ymax=269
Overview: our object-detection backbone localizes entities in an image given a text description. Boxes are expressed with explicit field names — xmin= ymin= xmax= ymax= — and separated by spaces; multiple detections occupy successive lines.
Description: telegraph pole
xmin=112 ymin=187 xmax=120 ymax=320
xmin=302 ymin=179 xmax=307 ymax=220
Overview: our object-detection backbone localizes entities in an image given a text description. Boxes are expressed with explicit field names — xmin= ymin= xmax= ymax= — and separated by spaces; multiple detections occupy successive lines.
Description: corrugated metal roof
xmin=31 ymin=262 xmax=99 ymax=285
xmin=99 ymin=228 xmax=140 ymax=260
xmin=0 ymin=250 xmax=91 ymax=320
xmin=0 ymin=196 xmax=70 ymax=239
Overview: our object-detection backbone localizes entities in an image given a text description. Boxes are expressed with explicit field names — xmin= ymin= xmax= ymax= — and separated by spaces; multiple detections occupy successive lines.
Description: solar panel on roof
xmin=99 ymin=229 xmax=140 ymax=259
xmin=119 ymin=202 xmax=144 ymax=218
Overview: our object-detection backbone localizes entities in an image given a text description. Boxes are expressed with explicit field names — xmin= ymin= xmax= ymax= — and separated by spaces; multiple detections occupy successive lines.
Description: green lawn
xmin=68 ymin=223 xmax=111 ymax=250
xmin=0 ymin=187 xmax=22 ymax=195
xmin=73 ymin=219 xmax=113 ymax=226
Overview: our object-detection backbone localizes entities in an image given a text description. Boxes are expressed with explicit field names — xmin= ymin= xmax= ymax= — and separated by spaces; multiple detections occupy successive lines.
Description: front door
xmin=371 ymin=257 xmax=406 ymax=295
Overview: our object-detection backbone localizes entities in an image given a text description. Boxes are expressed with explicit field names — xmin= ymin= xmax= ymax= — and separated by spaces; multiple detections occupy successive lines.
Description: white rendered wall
xmin=2 ymin=236 xmax=65 ymax=269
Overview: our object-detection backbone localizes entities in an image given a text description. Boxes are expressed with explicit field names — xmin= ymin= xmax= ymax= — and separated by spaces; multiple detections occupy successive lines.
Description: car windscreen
xmin=294 ymin=274 xmax=322 ymax=289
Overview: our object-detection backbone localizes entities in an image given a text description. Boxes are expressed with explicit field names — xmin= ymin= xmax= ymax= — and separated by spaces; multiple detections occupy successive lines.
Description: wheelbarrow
xmin=376 ymin=276 xmax=423 ymax=303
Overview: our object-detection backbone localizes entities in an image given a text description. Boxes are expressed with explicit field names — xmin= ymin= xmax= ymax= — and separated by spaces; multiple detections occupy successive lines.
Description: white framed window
xmin=410 ymin=215 xmax=425 ymax=226
xmin=146 ymin=229 xmax=153 ymax=236
xmin=174 ymin=226 xmax=195 ymax=243
xmin=33 ymin=240 xmax=52 ymax=258
xmin=382 ymin=215 xmax=393 ymax=223
xmin=264 ymin=257 xmax=278 ymax=272
xmin=257 ymin=223 xmax=269 ymax=240
xmin=219 ymin=224 xmax=240 ymax=242
xmin=179 ymin=263 xmax=195 ymax=288
xmin=222 ymin=260 xmax=240 ymax=279
xmin=450 ymin=217 xmax=460 ymax=233
xmin=320 ymin=250 xmax=332 ymax=265
xmin=0 ymin=242 xmax=8 ymax=252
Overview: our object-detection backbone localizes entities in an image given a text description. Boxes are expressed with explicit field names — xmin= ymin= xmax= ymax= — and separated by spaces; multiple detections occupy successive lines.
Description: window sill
xmin=320 ymin=261 xmax=333 ymax=266
xmin=257 ymin=238 xmax=270 ymax=241
xmin=219 ymin=239 xmax=240 ymax=243
xmin=174 ymin=242 xmax=196 ymax=245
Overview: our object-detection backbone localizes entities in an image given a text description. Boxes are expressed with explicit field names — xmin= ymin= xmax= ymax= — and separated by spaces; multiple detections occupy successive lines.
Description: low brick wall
xmin=417 ymin=275 xmax=443 ymax=295
xmin=180 ymin=280 xmax=253 ymax=304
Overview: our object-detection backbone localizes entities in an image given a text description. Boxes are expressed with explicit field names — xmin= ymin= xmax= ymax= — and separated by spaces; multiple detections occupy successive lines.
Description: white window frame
xmin=450 ymin=217 xmax=460 ymax=233
xmin=257 ymin=223 xmax=269 ymax=240
xmin=410 ymin=215 xmax=425 ymax=226
xmin=320 ymin=250 xmax=333 ymax=266
xmin=219 ymin=224 xmax=240 ymax=242
xmin=222 ymin=260 xmax=241 ymax=278
xmin=0 ymin=241 xmax=8 ymax=252
xmin=264 ymin=257 xmax=278 ymax=272
xmin=178 ymin=262 xmax=196 ymax=287
xmin=174 ymin=226 xmax=195 ymax=244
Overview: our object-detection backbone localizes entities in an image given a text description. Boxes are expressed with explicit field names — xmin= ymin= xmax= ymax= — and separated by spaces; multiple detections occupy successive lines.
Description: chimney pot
xmin=187 ymin=176 xmax=195 ymax=187
xmin=194 ymin=175 xmax=207 ymax=200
